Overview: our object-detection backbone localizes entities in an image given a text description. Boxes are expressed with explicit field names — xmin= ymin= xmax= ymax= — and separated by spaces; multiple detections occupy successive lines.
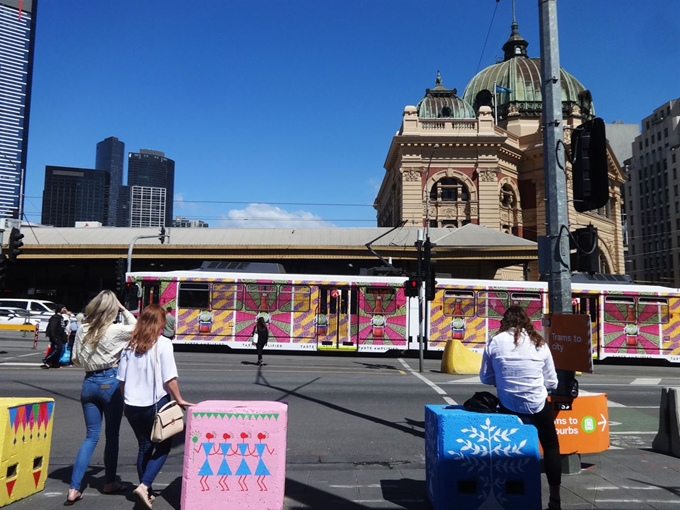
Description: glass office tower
xmin=95 ymin=136 xmax=125 ymax=226
xmin=128 ymin=149 xmax=175 ymax=227
xmin=0 ymin=0 xmax=39 ymax=220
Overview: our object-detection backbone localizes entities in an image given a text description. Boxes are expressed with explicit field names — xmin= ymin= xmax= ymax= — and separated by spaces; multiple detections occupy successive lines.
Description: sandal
xmin=133 ymin=485 xmax=153 ymax=509
xmin=64 ymin=490 xmax=83 ymax=506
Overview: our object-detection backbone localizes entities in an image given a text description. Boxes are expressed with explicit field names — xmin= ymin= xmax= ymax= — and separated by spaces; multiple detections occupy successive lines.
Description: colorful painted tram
xmin=124 ymin=269 xmax=680 ymax=363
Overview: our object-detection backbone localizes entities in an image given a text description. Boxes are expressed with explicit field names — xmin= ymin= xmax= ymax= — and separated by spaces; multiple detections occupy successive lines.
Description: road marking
xmin=631 ymin=378 xmax=662 ymax=385
xmin=589 ymin=486 xmax=661 ymax=491
xmin=609 ymin=431 xmax=656 ymax=435
xmin=398 ymin=358 xmax=454 ymax=402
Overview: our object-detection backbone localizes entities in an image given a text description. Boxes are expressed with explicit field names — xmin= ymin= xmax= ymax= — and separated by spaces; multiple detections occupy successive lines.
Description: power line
xmin=24 ymin=196 xmax=374 ymax=208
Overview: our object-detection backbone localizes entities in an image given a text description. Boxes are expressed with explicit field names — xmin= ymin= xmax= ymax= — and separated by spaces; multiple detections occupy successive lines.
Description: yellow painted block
xmin=440 ymin=340 xmax=482 ymax=375
xmin=0 ymin=398 xmax=55 ymax=507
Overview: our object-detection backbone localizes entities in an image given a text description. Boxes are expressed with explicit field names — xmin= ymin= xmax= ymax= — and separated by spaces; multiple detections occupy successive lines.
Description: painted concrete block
xmin=0 ymin=398 xmax=55 ymax=507
xmin=181 ymin=401 xmax=288 ymax=510
xmin=425 ymin=405 xmax=541 ymax=510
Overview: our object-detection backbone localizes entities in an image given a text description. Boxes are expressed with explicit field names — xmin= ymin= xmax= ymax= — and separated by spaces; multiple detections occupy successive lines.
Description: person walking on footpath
xmin=41 ymin=304 xmax=67 ymax=369
xmin=162 ymin=306 xmax=176 ymax=340
xmin=251 ymin=316 xmax=269 ymax=366
xmin=117 ymin=304 xmax=195 ymax=509
xmin=479 ymin=305 xmax=562 ymax=510
xmin=65 ymin=290 xmax=137 ymax=505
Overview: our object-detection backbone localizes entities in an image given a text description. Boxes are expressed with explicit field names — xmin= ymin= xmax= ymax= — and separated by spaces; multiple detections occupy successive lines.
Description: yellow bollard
xmin=440 ymin=340 xmax=483 ymax=375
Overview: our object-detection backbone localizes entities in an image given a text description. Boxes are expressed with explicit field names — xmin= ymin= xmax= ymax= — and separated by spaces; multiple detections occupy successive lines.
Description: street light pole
xmin=127 ymin=234 xmax=170 ymax=273
xmin=419 ymin=143 xmax=439 ymax=373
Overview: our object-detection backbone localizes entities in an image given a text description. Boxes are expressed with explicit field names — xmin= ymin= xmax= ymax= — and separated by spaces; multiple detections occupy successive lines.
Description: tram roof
xmin=16 ymin=224 xmax=537 ymax=249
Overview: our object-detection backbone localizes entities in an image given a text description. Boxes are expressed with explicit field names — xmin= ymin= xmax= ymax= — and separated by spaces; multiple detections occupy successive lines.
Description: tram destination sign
xmin=543 ymin=313 xmax=593 ymax=373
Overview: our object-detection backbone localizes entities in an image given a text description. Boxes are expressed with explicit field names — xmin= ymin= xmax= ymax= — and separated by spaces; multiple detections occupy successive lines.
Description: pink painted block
xmin=181 ymin=401 xmax=288 ymax=510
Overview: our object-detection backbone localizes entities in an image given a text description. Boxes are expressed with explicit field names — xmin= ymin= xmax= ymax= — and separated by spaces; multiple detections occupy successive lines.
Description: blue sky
xmin=23 ymin=0 xmax=680 ymax=227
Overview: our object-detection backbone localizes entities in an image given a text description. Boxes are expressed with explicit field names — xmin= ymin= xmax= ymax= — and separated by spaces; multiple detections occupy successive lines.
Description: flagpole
xmin=494 ymin=82 xmax=498 ymax=124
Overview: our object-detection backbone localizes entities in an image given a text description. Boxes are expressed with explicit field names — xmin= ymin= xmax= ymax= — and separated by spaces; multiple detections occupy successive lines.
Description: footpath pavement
xmin=5 ymin=446 xmax=680 ymax=509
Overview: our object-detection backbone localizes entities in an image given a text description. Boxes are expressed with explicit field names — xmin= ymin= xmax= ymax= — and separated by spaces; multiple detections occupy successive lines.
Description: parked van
xmin=0 ymin=299 xmax=58 ymax=332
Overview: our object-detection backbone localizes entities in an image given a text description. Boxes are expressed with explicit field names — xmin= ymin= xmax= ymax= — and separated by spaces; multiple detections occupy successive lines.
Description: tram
xmin=123 ymin=268 xmax=680 ymax=363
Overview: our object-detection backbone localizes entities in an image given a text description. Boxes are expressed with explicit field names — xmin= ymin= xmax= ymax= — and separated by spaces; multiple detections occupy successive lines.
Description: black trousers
xmin=502 ymin=400 xmax=561 ymax=487
xmin=44 ymin=342 xmax=64 ymax=368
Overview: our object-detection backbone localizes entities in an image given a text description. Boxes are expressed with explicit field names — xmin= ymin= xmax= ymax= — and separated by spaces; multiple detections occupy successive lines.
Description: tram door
xmin=140 ymin=281 xmax=161 ymax=311
xmin=572 ymin=294 xmax=600 ymax=359
xmin=316 ymin=286 xmax=358 ymax=351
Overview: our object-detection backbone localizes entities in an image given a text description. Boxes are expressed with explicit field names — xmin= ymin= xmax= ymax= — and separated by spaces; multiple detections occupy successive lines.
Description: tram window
xmin=443 ymin=291 xmax=475 ymax=317
xmin=178 ymin=283 xmax=210 ymax=309
xmin=604 ymin=296 xmax=636 ymax=323
xmin=319 ymin=288 xmax=328 ymax=314
xmin=637 ymin=297 xmax=669 ymax=324
xmin=212 ymin=283 xmax=243 ymax=310
xmin=279 ymin=285 xmax=311 ymax=312
xmin=510 ymin=292 xmax=542 ymax=320
xmin=477 ymin=291 xmax=509 ymax=318
xmin=244 ymin=284 xmax=278 ymax=312
xmin=364 ymin=287 xmax=397 ymax=314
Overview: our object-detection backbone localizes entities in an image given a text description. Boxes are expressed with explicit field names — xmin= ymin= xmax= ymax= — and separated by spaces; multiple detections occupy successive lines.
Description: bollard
xmin=181 ymin=401 xmax=288 ymax=510
xmin=0 ymin=398 xmax=55 ymax=507
xmin=425 ymin=405 xmax=541 ymax=510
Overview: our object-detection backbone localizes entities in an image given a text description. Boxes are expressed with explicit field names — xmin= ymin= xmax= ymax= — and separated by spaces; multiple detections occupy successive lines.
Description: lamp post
xmin=418 ymin=143 xmax=439 ymax=373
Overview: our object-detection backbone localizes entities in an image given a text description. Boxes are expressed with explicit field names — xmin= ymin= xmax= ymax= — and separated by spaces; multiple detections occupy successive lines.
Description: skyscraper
xmin=0 ymin=0 xmax=39 ymax=220
xmin=130 ymin=186 xmax=166 ymax=227
xmin=41 ymin=166 xmax=110 ymax=227
xmin=95 ymin=136 xmax=125 ymax=226
xmin=128 ymin=149 xmax=175 ymax=226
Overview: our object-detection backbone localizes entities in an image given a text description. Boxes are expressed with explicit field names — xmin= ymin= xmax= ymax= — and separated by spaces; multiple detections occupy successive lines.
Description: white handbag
xmin=150 ymin=344 xmax=184 ymax=443
xmin=251 ymin=331 xmax=259 ymax=345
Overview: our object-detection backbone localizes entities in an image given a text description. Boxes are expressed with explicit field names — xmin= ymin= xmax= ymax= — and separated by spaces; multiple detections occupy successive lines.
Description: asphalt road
xmin=0 ymin=332 xmax=677 ymax=508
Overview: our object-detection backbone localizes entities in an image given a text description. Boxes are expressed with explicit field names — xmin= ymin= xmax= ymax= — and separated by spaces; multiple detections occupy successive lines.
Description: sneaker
xmin=40 ymin=364 xmax=49 ymax=369
xmin=257 ymin=360 xmax=264 ymax=366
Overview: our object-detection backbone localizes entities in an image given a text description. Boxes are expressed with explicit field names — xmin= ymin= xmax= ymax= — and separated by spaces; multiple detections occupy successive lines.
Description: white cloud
xmin=219 ymin=203 xmax=335 ymax=228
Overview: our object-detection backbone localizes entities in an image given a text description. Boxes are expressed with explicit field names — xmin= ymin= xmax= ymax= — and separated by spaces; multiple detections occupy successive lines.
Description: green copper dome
xmin=417 ymin=71 xmax=476 ymax=119
xmin=461 ymin=19 xmax=593 ymax=122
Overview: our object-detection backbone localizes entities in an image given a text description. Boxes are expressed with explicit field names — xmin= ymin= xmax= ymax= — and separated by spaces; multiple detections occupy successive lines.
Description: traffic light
xmin=403 ymin=277 xmax=420 ymax=297
xmin=571 ymin=117 xmax=609 ymax=213
xmin=115 ymin=258 xmax=126 ymax=294
xmin=569 ymin=225 xmax=599 ymax=274
xmin=7 ymin=227 xmax=24 ymax=262
xmin=159 ymin=226 xmax=166 ymax=244
xmin=0 ymin=255 xmax=6 ymax=289
xmin=423 ymin=238 xmax=437 ymax=301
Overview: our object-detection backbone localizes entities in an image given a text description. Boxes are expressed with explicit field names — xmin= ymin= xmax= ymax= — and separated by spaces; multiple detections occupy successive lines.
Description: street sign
xmin=543 ymin=313 xmax=593 ymax=373
xmin=548 ymin=393 xmax=609 ymax=454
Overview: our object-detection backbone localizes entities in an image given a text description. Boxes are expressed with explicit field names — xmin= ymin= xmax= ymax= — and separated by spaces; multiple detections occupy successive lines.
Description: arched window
xmin=430 ymin=178 xmax=469 ymax=202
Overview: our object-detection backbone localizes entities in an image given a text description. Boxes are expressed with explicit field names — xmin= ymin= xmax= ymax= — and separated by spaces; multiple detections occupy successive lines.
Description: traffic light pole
xmin=127 ymin=234 xmax=170 ymax=273
xmin=416 ymin=230 xmax=425 ymax=373
xmin=540 ymin=0 xmax=580 ymax=474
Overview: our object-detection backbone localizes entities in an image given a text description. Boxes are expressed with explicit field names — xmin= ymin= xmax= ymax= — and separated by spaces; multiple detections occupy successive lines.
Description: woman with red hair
xmin=117 ymin=304 xmax=195 ymax=509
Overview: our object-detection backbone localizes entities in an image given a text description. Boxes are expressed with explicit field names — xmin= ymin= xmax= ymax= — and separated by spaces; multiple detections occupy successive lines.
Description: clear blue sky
xmin=23 ymin=0 xmax=679 ymax=227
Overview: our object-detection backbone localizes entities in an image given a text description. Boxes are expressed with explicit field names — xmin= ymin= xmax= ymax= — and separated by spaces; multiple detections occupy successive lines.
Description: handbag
xmin=150 ymin=343 xmax=185 ymax=443
xmin=463 ymin=391 xmax=500 ymax=413
xmin=251 ymin=331 xmax=259 ymax=346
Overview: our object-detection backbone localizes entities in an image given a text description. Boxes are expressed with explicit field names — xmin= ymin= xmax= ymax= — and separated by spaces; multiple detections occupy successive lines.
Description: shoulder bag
xmin=463 ymin=391 xmax=500 ymax=413
xmin=251 ymin=329 xmax=259 ymax=346
xmin=150 ymin=342 xmax=184 ymax=443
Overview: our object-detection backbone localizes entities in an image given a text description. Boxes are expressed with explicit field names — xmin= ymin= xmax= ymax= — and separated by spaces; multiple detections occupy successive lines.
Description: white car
xmin=0 ymin=299 xmax=58 ymax=332
xmin=0 ymin=308 xmax=39 ymax=330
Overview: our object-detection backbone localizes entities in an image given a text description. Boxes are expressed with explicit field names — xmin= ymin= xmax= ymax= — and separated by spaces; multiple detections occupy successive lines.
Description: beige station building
xmin=374 ymin=17 xmax=626 ymax=280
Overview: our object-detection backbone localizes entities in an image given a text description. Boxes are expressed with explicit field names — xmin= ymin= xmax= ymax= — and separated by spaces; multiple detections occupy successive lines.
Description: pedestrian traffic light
xmin=403 ymin=277 xmax=420 ymax=297
xmin=7 ymin=227 xmax=24 ymax=262
xmin=569 ymin=225 xmax=599 ymax=274
xmin=0 ymin=255 xmax=6 ymax=288
xmin=115 ymin=258 xmax=126 ymax=294
xmin=571 ymin=117 xmax=609 ymax=213
xmin=159 ymin=226 xmax=166 ymax=244
xmin=423 ymin=238 xmax=437 ymax=301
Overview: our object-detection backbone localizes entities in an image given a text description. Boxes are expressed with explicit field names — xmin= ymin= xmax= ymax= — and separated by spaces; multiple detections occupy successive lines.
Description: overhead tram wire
xmin=474 ymin=0 xmax=502 ymax=75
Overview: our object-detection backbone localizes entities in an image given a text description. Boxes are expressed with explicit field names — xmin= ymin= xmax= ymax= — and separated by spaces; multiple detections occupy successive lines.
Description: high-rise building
xmin=625 ymin=98 xmax=680 ymax=286
xmin=117 ymin=185 xmax=130 ymax=227
xmin=128 ymin=149 xmax=174 ymax=226
xmin=0 ymin=0 xmax=39 ymax=220
xmin=41 ymin=166 xmax=110 ymax=227
xmin=95 ymin=136 xmax=125 ymax=226
xmin=130 ymin=186 xmax=166 ymax=227
xmin=173 ymin=216 xmax=209 ymax=228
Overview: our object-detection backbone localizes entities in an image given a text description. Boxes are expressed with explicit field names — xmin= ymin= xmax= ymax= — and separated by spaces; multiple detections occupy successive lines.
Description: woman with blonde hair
xmin=117 ymin=304 xmax=194 ymax=509
xmin=479 ymin=305 xmax=561 ymax=510
xmin=66 ymin=290 xmax=137 ymax=505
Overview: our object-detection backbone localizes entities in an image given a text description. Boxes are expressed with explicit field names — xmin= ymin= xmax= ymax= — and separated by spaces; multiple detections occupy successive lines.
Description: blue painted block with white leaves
xmin=425 ymin=405 xmax=541 ymax=510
